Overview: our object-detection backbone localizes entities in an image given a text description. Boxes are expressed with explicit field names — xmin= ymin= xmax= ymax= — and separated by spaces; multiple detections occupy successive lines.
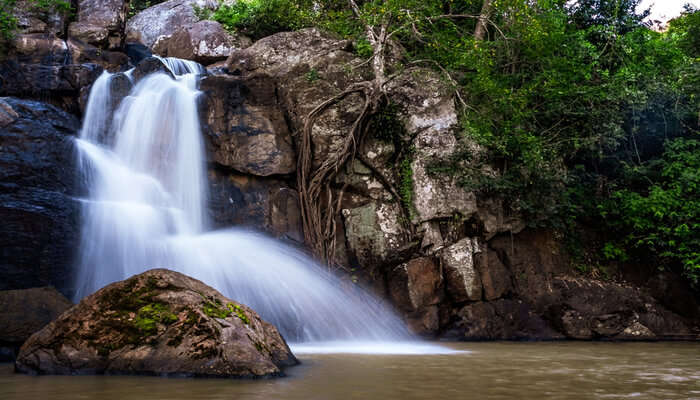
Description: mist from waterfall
xmin=72 ymin=58 xmax=450 ymax=353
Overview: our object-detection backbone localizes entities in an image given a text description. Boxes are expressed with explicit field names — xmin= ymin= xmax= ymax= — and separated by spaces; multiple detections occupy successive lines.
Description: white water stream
xmin=73 ymin=58 xmax=453 ymax=354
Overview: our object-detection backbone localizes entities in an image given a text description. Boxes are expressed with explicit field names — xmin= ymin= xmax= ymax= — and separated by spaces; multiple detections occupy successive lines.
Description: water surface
xmin=2 ymin=342 xmax=698 ymax=399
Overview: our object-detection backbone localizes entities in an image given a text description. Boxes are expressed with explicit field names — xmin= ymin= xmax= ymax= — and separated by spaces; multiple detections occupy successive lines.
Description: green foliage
xmin=128 ymin=0 xmax=166 ymax=18
xmin=0 ymin=0 xmax=71 ymax=41
xmin=227 ymin=303 xmax=250 ymax=325
xmin=399 ymin=157 xmax=414 ymax=218
xmin=600 ymin=138 xmax=700 ymax=283
xmin=213 ymin=0 xmax=314 ymax=40
xmin=134 ymin=303 xmax=178 ymax=334
xmin=193 ymin=3 xmax=214 ymax=21
xmin=0 ymin=0 xmax=18 ymax=42
xmin=305 ymin=68 xmax=320 ymax=82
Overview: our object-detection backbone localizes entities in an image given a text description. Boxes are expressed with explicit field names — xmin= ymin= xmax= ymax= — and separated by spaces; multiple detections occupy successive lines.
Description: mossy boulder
xmin=15 ymin=269 xmax=298 ymax=378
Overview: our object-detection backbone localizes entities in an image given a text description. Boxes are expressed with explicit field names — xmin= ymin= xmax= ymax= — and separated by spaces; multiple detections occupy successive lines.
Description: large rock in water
xmin=16 ymin=269 xmax=298 ymax=377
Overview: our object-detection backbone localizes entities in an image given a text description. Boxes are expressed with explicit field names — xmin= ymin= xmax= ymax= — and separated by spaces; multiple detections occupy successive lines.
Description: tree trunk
xmin=474 ymin=0 xmax=492 ymax=40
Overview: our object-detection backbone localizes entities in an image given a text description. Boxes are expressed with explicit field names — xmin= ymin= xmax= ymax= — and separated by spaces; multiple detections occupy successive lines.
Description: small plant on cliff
xmin=0 ymin=0 xmax=71 ymax=41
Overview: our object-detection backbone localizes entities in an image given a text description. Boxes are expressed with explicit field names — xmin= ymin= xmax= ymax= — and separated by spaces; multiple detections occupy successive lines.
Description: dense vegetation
xmin=209 ymin=0 xmax=699 ymax=285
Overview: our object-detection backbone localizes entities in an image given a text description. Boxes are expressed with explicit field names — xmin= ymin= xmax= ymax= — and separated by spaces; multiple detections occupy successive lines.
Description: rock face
xmin=16 ymin=269 xmax=298 ymax=377
xmin=0 ymin=98 xmax=80 ymax=294
xmin=208 ymin=170 xmax=303 ymax=243
xmin=13 ymin=0 xmax=68 ymax=36
xmin=68 ymin=0 xmax=129 ymax=48
xmin=126 ymin=0 xmax=219 ymax=50
xmin=154 ymin=20 xmax=251 ymax=64
xmin=0 ymin=287 xmax=72 ymax=361
xmin=199 ymin=74 xmax=295 ymax=176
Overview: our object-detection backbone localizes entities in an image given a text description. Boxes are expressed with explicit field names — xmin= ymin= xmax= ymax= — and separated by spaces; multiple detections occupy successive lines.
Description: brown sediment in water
xmin=2 ymin=342 xmax=699 ymax=400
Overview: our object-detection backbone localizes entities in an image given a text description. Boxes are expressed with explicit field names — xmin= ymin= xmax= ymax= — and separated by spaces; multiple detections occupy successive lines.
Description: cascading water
xmin=74 ymin=58 xmax=453 ymax=354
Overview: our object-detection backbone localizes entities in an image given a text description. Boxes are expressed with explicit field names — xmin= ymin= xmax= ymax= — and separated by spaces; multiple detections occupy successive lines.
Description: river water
xmin=2 ymin=342 xmax=698 ymax=399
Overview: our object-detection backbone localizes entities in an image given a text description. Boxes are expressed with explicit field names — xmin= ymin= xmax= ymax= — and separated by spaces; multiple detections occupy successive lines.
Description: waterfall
xmin=72 ymin=57 xmax=450 ymax=353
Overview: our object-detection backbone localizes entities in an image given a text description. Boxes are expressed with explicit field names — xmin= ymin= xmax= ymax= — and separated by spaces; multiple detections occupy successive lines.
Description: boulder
xmin=68 ymin=0 xmax=129 ymax=48
xmin=153 ymin=20 xmax=251 ymax=65
xmin=547 ymin=277 xmax=692 ymax=340
xmin=16 ymin=269 xmax=298 ymax=377
xmin=199 ymin=74 xmax=295 ymax=176
xmin=0 ymin=98 xmax=81 ymax=295
xmin=0 ymin=287 xmax=72 ymax=361
xmin=388 ymin=257 xmax=443 ymax=335
xmin=440 ymin=238 xmax=483 ymax=302
xmin=126 ymin=0 xmax=219 ymax=50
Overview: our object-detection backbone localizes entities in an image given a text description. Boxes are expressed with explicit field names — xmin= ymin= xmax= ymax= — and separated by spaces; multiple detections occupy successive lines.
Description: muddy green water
xmin=2 ymin=342 xmax=699 ymax=399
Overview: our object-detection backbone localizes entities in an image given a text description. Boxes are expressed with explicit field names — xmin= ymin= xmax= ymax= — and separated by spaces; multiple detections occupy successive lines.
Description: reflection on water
xmin=2 ymin=342 xmax=699 ymax=400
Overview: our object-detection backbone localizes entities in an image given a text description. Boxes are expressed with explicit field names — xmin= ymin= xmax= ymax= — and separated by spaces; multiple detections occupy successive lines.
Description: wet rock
xmin=446 ymin=299 xmax=561 ymax=340
xmin=199 ymin=74 xmax=295 ymax=176
xmin=0 ymin=98 xmax=80 ymax=295
xmin=547 ymin=277 xmax=691 ymax=340
xmin=68 ymin=0 xmax=129 ymax=48
xmin=0 ymin=60 xmax=103 ymax=114
xmin=440 ymin=237 xmax=483 ymax=302
xmin=208 ymin=170 xmax=303 ymax=243
xmin=0 ymin=99 xmax=18 ymax=127
xmin=16 ymin=269 xmax=298 ymax=377
xmin=342 ymin=201 xmax=407 ymax=267
xmin=0 ymin=287 xmax=72 ymax=361
xmin=67 ymin=39 xmax=130 ymax=72
xmin=153 ymin=20 xmax=251 ymax=65
xmin=126 ymin=0 xmax=219 ymax=50
xmin=129 ymin=56 xmax=175 ymax=83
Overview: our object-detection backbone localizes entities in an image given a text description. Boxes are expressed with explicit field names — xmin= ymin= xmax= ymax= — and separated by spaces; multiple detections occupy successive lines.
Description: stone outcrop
xmin=0 ymin=287 xmax=72 ymax=361
xmin=153 ymin=21 xmax=251 ymax=65
xmin=0 ymin=97 xmax=80 ymax=295
xmin=68 ymin=0 xmax=129 ymax=49
xmin=126 ymin=0 xmax=219 ymax=50
xmin=0 ymin=31 xmax=129 ymax=114
xmin=13 ymin=0 xmax=68 ymax=36
xmin=16 ymin=269 xmax=298 ymax=377
xmin=199 ymin=74 xmax=295 ymax=176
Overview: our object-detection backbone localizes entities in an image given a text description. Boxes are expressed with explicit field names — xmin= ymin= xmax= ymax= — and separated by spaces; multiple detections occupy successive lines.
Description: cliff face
xmin=0 ymin=1 xmax=697 ymax=341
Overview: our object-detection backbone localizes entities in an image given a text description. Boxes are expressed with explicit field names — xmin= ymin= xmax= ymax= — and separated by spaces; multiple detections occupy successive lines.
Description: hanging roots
xmin=296 ymin=81 xmax=382 ymax=267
